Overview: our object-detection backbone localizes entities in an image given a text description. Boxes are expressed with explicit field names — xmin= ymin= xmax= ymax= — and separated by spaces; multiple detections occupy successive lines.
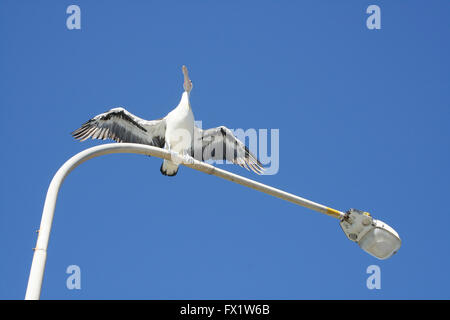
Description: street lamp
xmin=340 ymin=208 xmax=401 ymax=259
xmin=25 ymin=143 xmax=401 ymax=299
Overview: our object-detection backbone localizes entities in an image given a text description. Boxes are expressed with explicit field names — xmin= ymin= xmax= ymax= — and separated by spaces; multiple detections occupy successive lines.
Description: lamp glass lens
xmin=358 ymin=228 xmax=401 ymax=259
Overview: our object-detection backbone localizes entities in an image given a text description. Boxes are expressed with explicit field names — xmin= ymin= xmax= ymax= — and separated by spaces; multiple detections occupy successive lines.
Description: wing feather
xmin=190 ymin=126 xmax=264 ymax=174
xmin=72 ymin=107 xmax=166 ymax=147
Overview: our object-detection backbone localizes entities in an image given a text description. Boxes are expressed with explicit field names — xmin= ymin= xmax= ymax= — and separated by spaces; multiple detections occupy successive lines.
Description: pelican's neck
xmin=177 ymin=91 xmax=191 ymax=110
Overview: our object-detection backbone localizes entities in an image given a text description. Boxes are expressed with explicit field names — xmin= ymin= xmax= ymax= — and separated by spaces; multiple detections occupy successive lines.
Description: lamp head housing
xmin=340 ymin=208 xmax=401 ymax=260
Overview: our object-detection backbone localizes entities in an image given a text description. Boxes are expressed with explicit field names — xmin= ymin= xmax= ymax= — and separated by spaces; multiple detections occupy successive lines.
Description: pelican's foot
xmin=181 ymin=153 xmax=195 ymax=165
xmin=170 ymin=151 xmax=195 ymax=165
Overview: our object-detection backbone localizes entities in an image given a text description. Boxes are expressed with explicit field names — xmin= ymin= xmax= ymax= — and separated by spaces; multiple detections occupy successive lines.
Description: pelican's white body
xmin=161 ymin=92 xmax=195 ymax=175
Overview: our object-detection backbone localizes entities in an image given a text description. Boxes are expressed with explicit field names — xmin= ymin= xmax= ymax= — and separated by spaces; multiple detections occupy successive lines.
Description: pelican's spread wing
xmin=72 ymin=107 xmax=166 ymax=147
xmin=191 ymin=126 xmax=264 ymax=174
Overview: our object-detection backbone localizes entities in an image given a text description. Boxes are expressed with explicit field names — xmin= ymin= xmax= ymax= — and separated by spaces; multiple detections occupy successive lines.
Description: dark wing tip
xmin=242 ymin=145 xmax=265 ymax=174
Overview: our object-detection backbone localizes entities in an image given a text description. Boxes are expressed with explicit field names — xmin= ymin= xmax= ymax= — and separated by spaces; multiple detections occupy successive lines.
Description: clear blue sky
xmin=1 ymin=0 xmax=449 ymax=299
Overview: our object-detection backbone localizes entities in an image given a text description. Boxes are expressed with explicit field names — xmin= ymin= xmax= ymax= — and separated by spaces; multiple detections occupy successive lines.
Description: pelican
xmin=71 ymin=66 xmax=263 ymax=176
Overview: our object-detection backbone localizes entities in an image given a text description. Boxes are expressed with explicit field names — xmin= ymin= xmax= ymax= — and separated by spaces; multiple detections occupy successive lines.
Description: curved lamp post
xmin=25 ymin=143 xmax=401 ymax=300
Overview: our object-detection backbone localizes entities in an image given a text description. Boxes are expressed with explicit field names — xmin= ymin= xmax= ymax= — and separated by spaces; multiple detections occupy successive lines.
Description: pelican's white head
xmin=182 ymin=65 xmax=193 ymax=93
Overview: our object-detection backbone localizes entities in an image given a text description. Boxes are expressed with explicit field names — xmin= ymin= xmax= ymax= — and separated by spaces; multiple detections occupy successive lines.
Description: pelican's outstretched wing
xmin=190 ymin=126 xmax=264 ymax=174
xmin=72 ymin=107 xmax=166 ymax=147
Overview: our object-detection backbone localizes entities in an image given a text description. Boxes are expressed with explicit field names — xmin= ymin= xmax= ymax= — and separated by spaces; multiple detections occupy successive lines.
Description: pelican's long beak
xmin=182 ymin=65 xmax=193 ymax=93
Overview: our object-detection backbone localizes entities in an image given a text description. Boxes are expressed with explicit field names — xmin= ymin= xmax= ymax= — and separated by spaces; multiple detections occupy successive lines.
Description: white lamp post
xmin=25 ymin=143 xmax=401 ymax=300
